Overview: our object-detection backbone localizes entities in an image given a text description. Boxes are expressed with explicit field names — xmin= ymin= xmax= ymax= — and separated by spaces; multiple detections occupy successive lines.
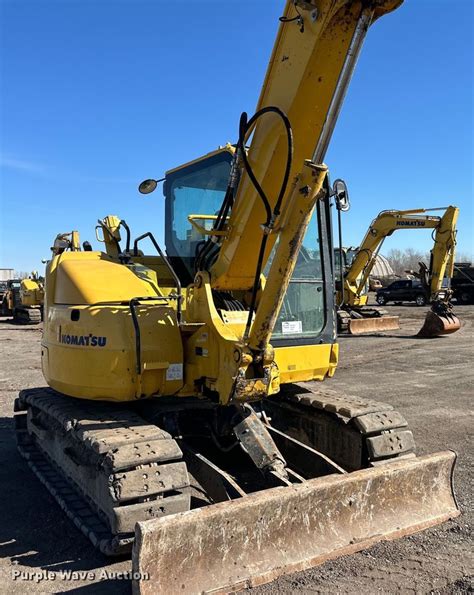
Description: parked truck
xmin=452 ymin=262 xmax=474 ymax=304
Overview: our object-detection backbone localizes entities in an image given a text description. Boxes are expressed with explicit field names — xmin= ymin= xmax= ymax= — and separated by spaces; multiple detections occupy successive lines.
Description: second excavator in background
xmin=0 ymin=273 xmax=44 ymax=324
xmin=336 ymin=206 xmax=461 ymax=335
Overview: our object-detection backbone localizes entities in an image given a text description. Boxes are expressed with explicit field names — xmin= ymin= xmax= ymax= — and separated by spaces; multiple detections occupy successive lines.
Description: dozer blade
xmin=132 ymin=451 xmax=458 ymax=594
xmin=417 ymin=310 xmax=461 ymax=337
xmin=348 ymin=315 xmax=400 ymax=335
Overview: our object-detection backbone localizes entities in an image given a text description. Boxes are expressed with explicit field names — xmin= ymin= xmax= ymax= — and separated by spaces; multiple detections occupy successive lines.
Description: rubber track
xmin=15 ymin=388 xmax=190 ymax=556
xmin=265 ymin=384 xmax=416 ymax=470
xmin=16 ymin=438 xmax=132 ymax=556
xmin=14 ymin=307 xmax=41 ymax=325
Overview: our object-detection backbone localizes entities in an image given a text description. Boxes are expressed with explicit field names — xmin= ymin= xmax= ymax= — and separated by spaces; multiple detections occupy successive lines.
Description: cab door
xmin=398 ymin=280 xmax=411 ymax=301
xmin=386 ymin=280 xmax=402 ymax=300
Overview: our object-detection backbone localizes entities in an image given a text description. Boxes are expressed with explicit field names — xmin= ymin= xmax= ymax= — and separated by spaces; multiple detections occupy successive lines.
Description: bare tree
xmin=385 ymin=248 xmax=429 ymax=276
xmin=386 ymin=247 xmax=473 ymax=277
xmin=454 ymin=251 xmax=473 ymax=265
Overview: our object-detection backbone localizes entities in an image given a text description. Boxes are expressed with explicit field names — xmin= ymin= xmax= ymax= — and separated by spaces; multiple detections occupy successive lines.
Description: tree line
xmin=385 ymin=248 xmax=472 ymax=277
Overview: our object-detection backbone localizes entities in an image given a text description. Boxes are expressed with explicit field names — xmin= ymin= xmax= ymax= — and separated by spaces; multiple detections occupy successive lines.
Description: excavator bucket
xmin=417 ymin=310 xmax=461 ymax=337
xmin=132 ymin=451 xmax=458 ymax=594
xmin=348 ymin=315 xmax=400 ymax=335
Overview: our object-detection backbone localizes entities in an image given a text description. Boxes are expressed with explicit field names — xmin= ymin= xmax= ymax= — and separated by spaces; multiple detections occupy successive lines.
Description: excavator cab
xmin=162 ymin=146 xmax=335 ymax=346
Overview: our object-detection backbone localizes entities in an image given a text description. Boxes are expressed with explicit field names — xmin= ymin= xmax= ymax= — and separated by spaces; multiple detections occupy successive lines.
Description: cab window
xmin=165 ymin=151 xmax=233 ymax=283
xmin=268 ymin=205 xmax=326 ymax=341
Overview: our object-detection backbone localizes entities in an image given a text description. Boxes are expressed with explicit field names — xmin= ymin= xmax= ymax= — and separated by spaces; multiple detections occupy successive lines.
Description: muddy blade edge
xmin=132 ymin=451 xmax=459 ymax=595
xmin=348 ymin=316 xmax=400 ymax=335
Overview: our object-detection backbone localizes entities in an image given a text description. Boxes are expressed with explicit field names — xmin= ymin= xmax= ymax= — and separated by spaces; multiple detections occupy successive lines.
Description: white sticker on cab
xmin=166 ymin=363 xmax=183 ymax=381
xmin=282 ymin=320 xmax=303 ymax=334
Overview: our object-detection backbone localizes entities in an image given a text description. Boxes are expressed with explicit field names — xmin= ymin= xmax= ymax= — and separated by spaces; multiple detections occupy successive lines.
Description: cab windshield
xmin=165 ymin=151 xmax=233 ymax=282
xmin=165 ymin=150 xmax=327 ymax=342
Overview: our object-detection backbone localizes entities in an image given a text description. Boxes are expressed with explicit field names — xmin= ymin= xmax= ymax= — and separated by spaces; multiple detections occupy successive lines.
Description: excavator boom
xmin=210 ymin=0 xmax=402 ymax=292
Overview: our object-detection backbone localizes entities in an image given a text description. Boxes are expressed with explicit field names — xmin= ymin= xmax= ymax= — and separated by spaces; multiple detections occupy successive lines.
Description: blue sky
xmin=1 ymin=0 xmax=472 ymax=273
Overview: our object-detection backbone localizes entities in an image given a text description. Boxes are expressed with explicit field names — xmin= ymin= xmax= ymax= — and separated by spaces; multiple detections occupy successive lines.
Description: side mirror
xmin=333 ymin=179 xmax=350 ymax=212
xmin=138 ymin=179 xmax=158 ymax=194
xmin=138 ymin=176 xmax=165 ymax=195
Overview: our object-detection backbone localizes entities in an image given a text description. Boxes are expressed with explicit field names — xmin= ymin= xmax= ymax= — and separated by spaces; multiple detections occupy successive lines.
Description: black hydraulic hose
xmin=129 ymin=295 xmax=172 ymax=376
xmin=196 ymin=182 xmax=234 ymax=272
xmin=279 ymin=4 xmax=305 ymax=33
xmin=214 ymin=183 xmax=235 ymax=231
xmin=133 ymin=232 xmax=182 ymax=323
xmin=195 ymin=235 xmax=213 ymax=273
xmin=238 ymin=107 xmax=293 ymax=228
xmin=238 ymin=106 xmax=294 ymax=340
xmin=244 ymin=234 xmax=270 ymax=340
xmin=129 ymin=298 xmax=142 ymax=375
xmin=196 ymin=107 xmax=292 ymax=280
xmin=194 ymin=106 xmax=293 ymax=342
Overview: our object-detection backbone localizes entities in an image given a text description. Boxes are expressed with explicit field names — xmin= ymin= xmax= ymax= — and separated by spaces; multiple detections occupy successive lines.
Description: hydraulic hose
xmin=195 ymin=106 xmax=294 ymax=345
xmin=237 ymin=107 xmax=293 ymax=229
xmin=237 ymin=107 xmax=293 ymax=340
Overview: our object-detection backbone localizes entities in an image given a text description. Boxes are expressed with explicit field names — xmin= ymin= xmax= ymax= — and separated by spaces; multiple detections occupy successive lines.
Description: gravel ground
xmin=0 ymin=302 xmax=472 ymax=594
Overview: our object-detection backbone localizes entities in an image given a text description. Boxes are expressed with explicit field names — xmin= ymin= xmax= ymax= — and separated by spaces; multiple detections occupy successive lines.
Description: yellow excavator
xmin=14 ymin=2 xmax=459 ymax=593
xmin=20 ymin=273 xmax=45 ymax=321
xmin=336 ymin=206 xmax=461 ymax=334
xmin=1 ymin=273 xmax=44 ymax=324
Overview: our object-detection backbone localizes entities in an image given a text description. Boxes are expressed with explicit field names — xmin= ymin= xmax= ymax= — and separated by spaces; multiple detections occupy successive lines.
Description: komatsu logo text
xmin=60 ymin=333 xmax=107 ymax=347
xmin=396 ymin=221 xmax=426 ymax=227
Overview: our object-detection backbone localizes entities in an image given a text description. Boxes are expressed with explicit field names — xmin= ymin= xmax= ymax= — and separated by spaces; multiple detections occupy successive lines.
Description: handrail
xmin=133 ymin=232 xmax=182 ymax=324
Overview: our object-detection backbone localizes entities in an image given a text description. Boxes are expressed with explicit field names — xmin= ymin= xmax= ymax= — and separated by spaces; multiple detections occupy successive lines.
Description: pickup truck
xmin=451 ymin=263 xmax=474 ymax=304
xmin=376 ymin=279 xmax=427 ymax=306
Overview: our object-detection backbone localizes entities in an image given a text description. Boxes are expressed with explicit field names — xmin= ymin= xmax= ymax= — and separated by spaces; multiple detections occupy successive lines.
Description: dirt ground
xmin=0 ymin=302 xmax=472 ymax=594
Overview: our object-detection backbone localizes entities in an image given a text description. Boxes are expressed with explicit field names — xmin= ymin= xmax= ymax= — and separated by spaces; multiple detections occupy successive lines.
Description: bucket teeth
xmin=417 ymin=310 xmax=461 ymax=337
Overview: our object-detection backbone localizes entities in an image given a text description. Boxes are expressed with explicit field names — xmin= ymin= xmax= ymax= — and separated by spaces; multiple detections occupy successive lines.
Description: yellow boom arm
xmin=210 ymin=0 xmax=402 ymax=296
xmin=42 ymin=0 xmax=405 ymax=405
xmin=428 ymin=206 xmax=459 ymax=300
xmin=205 ymin=0 xmax=402 ymax=361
